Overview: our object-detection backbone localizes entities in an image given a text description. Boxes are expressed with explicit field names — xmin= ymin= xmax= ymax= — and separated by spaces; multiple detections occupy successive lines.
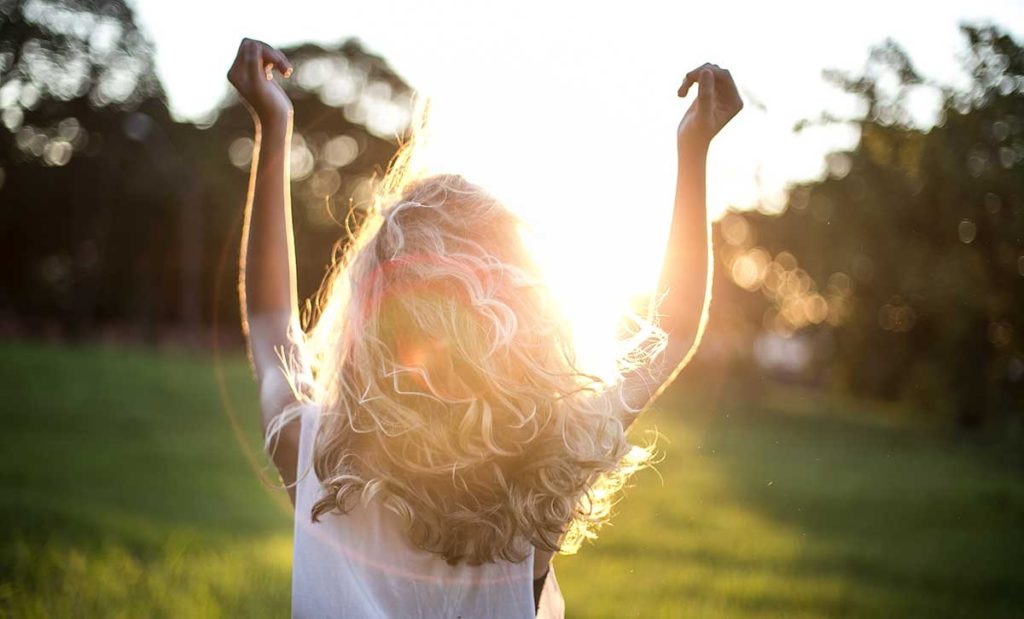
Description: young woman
xmin=228 ymin=37 xmax=741 ymax=618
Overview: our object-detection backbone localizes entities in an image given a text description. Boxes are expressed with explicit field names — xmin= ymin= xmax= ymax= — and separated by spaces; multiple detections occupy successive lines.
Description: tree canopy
xmin=0 ymin=0 xmax=413 ymax=343
xmin=708 ymin=25 xmax=1024 ymax=427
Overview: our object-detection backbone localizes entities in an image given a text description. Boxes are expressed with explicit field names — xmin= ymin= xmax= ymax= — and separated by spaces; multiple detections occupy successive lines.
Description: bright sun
xmin=516 ymin=217 xmax=662 ymax=383
xmin=407 ymin=96 xmax=682 ymax=382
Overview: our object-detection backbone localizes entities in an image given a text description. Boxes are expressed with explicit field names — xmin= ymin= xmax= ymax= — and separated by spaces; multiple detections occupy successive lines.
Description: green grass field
xmin=0 ymin=342 xmax=1021 ymax=618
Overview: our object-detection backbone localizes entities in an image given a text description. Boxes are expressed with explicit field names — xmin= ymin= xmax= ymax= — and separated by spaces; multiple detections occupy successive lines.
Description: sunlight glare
xmin=410 ymin=97 xmax=672 ymax=382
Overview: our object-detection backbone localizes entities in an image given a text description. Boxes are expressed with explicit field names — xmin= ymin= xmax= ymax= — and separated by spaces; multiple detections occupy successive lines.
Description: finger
xmin=705 ymin=65 xmax=737 ymax=94
xmin=229 ymin=38 xmax=251 ymax=80
xmin=698 ymin=68 xmax=715 ymax=105
xmin=272 ymin=49 xmax=294 ymax=78
xmin=678 ymin=62 xmax=713 ymax=97
xmin=716 ymin=68 xmax=742 ymax=106
xmin=247 ymin=42 xmax=292 ymax=80
xmin=261 ymin=51 xmax=274 ymax=82
xmin=678 ymin=75 xmax=694 ymax=97
xmin=259 ymin=45 xmax=294 ymax=79
xmin=246 ymin=40 xmax=264 ymax=83
xmin=685 ymin=63 xmax=713 ymax=81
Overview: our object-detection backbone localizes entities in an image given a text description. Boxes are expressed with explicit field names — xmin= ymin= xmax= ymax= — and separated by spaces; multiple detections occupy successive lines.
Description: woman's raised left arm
xmin=616 ymin=63 xmax=743 ymax=425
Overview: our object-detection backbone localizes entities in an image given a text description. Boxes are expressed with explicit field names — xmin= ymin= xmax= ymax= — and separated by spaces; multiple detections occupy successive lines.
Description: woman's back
xmin=291 ymin=404 xmax=558 ymax=618
xmin=228 ymin=36 xmax=739 ymax=618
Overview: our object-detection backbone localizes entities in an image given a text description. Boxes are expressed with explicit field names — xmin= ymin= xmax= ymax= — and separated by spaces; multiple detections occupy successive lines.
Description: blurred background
xmin=1 ymin=0 xmax=1023 ymax=616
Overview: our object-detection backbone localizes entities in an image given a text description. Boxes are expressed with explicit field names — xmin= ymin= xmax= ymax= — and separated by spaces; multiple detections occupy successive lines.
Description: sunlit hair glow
xmin=273 ymin=104 xmax=667 ymax=565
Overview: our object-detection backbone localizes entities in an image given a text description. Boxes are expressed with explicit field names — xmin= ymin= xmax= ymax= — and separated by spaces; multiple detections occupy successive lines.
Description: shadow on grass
xmin=555 ymin=375 xmax=1024 ymax=618
xmin=688 ymin=380 xmax=1024 ymax=617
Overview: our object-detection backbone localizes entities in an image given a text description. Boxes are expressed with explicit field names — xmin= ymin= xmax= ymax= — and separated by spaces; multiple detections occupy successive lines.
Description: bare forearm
xmin=239 ymin=114 xmax=301 ymax=390
xmin=657 ymin=144 xmax=711 ymax=354
xmin=617 ymin=146 xmax=711 ymax=415
xmin=612 ymin=145 xmax=711 ymax=417
xmin=240 ymin=117 xmax=297 ymax=320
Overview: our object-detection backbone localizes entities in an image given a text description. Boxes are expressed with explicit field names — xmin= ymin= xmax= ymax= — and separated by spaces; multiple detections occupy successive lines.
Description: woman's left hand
xmin=676 ymin=63 xmax=743 ymax=151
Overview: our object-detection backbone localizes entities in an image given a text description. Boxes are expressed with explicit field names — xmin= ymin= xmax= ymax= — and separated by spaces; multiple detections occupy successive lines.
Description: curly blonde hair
xmin=281 ymin=120 xmax=666 ymax=566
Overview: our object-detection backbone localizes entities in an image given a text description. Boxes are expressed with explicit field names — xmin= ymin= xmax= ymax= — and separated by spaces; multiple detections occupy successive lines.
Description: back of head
xmin=295 ymin=165 xmax=654 ymax=566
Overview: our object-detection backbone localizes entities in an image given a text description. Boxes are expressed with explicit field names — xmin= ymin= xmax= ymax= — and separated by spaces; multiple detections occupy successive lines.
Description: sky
xmin=132 ymin=0 xmax=1024 ymax=376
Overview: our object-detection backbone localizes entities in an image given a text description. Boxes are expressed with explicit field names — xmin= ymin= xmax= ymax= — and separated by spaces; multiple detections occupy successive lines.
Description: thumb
xmin=698 ymin=69 xmax=715 ymax=105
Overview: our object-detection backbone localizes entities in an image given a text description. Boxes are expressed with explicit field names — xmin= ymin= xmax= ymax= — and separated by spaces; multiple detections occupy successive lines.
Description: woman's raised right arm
xmin=227 ymin=38 xmax=303 ymax=505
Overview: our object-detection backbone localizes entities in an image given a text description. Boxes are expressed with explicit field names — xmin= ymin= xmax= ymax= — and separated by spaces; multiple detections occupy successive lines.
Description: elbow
xmin=656 ymin=284 xmax=712 ymax=366
xmin=659 ymin=310 xmax=709 ymax=370
xmin=663 ymin=329 xmax=699 ymax=368
xmin=258 ymin=371 xmax=300 ymax=439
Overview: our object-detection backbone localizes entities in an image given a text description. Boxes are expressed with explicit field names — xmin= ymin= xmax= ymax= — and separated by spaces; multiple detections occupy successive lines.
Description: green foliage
xmin=1 ymin=344 xmax=1021 ymax=617
xmin=0 ymin=1 xmax=412 ymax=339
xmin=710 ymin=25 xmax=1024 ymax=427
xmin=0 ymin=0 xmax=178 ymax=335
xmin=192 ymin=39 xmax=414 ymax=333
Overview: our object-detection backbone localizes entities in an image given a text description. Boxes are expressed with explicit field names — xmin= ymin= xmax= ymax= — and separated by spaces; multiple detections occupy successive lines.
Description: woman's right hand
xmin=227 ymin=38 xmax=294 ymax=127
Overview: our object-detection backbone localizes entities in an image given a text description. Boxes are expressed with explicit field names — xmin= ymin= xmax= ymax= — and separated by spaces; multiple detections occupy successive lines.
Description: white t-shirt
xmin=291 ymin=404 xmax=564 ymax=618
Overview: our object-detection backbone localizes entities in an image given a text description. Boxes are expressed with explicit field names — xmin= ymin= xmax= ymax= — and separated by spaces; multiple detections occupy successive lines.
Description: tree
xmin=708 ymin=25 xmax=1024 ymax=427
xmin=0 ymin=1 xmax=415 ymax=344
xmin=0 ymin=0 xmax=177 ymax=338
xmin=184 ymin=38 xmax=414 ymax=335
